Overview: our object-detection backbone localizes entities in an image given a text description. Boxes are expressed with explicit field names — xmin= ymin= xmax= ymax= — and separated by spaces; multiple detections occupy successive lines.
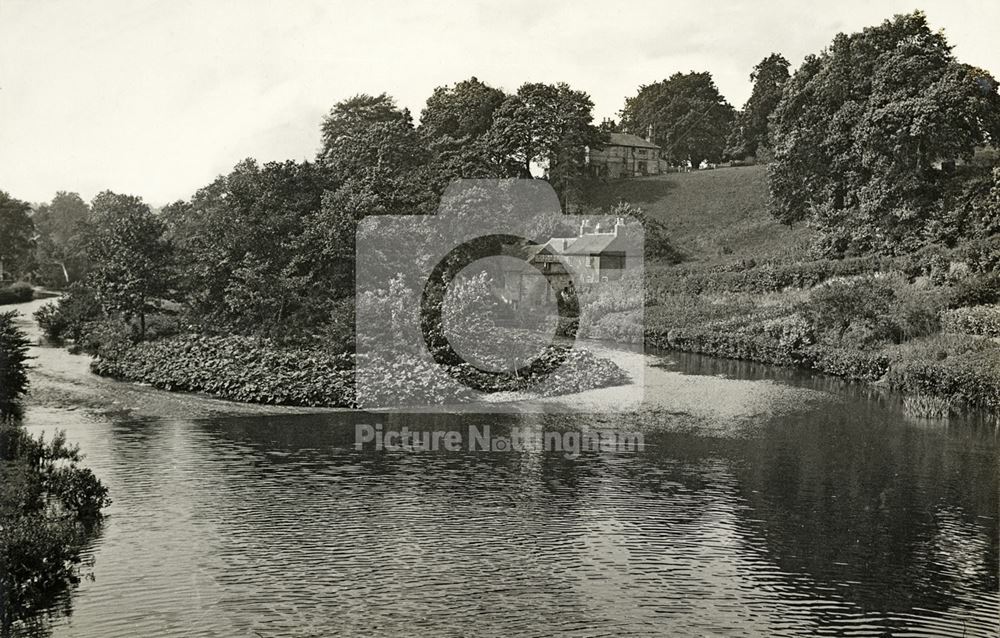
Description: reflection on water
xmin=5 ymin=294 xmax=995 ymax=638
xmin=17 ymin=363 xmax=999 ymax=637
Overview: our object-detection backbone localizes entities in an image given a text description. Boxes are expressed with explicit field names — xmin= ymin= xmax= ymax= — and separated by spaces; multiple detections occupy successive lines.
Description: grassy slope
xmin=577 ymin=166 xmax=1000 ymax=415
xmin=581 ymin=165 xmax=813 ymax=264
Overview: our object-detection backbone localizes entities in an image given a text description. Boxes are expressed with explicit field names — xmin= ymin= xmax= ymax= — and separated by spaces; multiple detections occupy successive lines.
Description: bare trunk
xmin=60 ymin=262 xmax=69 ymax=284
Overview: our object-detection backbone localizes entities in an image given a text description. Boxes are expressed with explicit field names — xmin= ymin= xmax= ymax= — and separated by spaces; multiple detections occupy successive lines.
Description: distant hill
xmin=579 ymin=165 xmax=814 ymax=264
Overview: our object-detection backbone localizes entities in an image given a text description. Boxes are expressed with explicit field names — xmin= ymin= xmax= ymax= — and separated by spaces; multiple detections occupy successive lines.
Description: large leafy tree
xmin=419 ymin=77 xmax=519 ymax=187
xmin=726 ymin=54 xmax=790 ymax=160
xmin=0 ymin=192 xmax=35 ymax=282
xmin=620 ymin=72 xmax=736 ymax=168
xmin=32 ymin=191 xmax=91 ymax=286
xmin=419 ymin=77 xmax=507 ymax=142
xmin=768 ymin=11 xmax=1000 ymax=255
xmin=175 ymin=159 xmax=331 ymax=338
xmin=319 ymin=93 xmax=427 ymax=184
xmin=86 ymin=192 xmax=173 ymax=338
xmin=490 ymin=82 xmax=602 ymax=208
xmin=318 ymin=93 xmax=435 ymax=214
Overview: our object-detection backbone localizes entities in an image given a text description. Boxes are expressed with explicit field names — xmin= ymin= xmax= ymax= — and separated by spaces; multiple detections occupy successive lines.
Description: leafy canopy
xmin=619 ymin=71 xmax=736 ymax=167
xmin=768 ymin=11 xmax=1000 ymax=255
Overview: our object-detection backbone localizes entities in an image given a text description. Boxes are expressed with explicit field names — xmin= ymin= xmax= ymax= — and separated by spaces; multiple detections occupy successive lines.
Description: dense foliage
xmin=87 ymin=192 xmax=174 ymax=339
xmin=0 ymin=315 xmax=111 ymax=630
xmin=619 ymin=71 xmax=736 ymax=167
xmin=89 ymin=333 xmax=628 ymax=408
xmin=725 ymin=54 xmax=790 ymax=160
xmin=0 ymin=191 xmax=36 ymax=283
xmin=768 ymin=11 xmax=1000 ymax=256
xmin=0 ymin=282 xmax=34 ymax=306
xmin=32 ymin=192 xmax=92 ymax=288
xmin=0 ymin=312 xmax=31 ymax=418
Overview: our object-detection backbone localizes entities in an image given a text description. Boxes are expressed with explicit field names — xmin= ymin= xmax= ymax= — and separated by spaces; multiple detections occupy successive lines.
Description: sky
xmin=1 ymin=0 xmax=997 ymax=206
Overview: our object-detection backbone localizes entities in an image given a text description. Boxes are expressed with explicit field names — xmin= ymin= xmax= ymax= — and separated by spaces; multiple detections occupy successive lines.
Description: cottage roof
xmin=563 ymin=234 xmax=632 ymax=255
xmin=606 ymin=133 xmax=660 ymax=150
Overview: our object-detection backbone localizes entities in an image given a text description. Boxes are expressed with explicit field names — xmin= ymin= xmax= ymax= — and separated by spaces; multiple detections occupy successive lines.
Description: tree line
xmin=2 ymin=11 xmax=997 ymax=347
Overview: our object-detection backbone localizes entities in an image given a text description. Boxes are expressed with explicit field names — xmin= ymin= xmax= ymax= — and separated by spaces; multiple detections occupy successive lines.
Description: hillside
xmin=580 ymin=165 xmax=814 ymax=264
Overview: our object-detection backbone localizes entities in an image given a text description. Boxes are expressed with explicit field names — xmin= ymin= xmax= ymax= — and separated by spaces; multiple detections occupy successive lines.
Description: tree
xmin=490 ymin=82 xmax=603 ymax=207
xmin=419 ymin=77 xmax=519 ymax=187
xmin=32 ymin=191 xmax=91 ymax=286
xmin=419 ymin=77 xmax=507 ymax=142
xmin=726 ymin=54 xmax=790 ymax=160
xmin=619 ymin=72 xmax=736 ymax=168
xmin=768 ymin=11 xmax=1000 ymax=255
xmin=86 ymin=192 xmax=173 ymax=339
xmin=319 ymin=93 xmax=426 ymax=184
xmin=175 ymin=159 xmax=337 ymax=338
xmin=0 ymin=192 xmax=35 ymax=283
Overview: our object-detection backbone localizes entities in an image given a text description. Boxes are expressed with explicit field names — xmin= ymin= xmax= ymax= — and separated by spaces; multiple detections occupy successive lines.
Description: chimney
xmin=614 ymin=217 xmax=624 ymax=236
xmin=646 ymin=124 xmax=653 ymax=142
xmin=579 ymin=218 xmax=590 ymax=236
xmin=594 ymin=222 xmax=602 ymax=234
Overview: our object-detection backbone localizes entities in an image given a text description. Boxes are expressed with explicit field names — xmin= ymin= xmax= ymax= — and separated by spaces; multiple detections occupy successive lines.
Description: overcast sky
xmin=1 ymin=0 xmax=996 ymax=205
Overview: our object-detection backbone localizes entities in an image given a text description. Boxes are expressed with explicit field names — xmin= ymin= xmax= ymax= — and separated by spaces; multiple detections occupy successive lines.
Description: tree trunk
xmin=60 ymin=262 xmax=69 ymax=284
xmin=139 ymin=312 xmax=146 ymax=341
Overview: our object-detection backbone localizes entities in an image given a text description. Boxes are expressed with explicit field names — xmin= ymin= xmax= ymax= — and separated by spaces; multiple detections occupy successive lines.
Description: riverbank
xmin=0 ymin=308 xmax=111 ymax=631
xmin=577 ymin=168 xmax=1000 ymax=418
xmin=578 ymin=269 xmax=1000 ymax=417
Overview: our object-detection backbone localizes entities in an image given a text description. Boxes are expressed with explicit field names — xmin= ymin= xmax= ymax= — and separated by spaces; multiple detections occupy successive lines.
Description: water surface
xmin=8 ymin=299 xmax=998 ymax=637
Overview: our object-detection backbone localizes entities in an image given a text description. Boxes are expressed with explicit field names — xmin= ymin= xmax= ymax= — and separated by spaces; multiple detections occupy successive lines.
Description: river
xmin=7 ymin=298 xmax=999 ymax=637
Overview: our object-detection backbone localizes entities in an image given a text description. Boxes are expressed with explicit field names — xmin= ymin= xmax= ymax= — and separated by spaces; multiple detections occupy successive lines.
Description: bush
xmin=140 ymin=313 xmax=183 ymax=341
xmin=33 ymin=302 xmax=68 ymax=342
xmin=0 ymin=311 xmax=31 ymax=418
xmin=950 ymin=272 xmax=1000 ymax=307
xmin=0 ymin=421 xmax=111 ymax=629
xmin=889 ymin=284 xmax=949 ymax=341
xmin=33 ymin=283 xmax=102 ymax=343
xmin=802 ymin=275 xmax=896 ymax=344
xmin=886 ymin=335 xmax=1000 ymax=411
xmin=940 ymin=305 xmax=1000 ymax=338
xmin=77 ymin=318 xmax=134 ymax=358
xmin=0 ymin=282 xmax=33 ymax=305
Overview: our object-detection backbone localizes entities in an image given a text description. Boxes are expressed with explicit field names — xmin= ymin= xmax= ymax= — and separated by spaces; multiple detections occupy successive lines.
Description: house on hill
xmin=586 ymin=133 xmax=663 ymax=178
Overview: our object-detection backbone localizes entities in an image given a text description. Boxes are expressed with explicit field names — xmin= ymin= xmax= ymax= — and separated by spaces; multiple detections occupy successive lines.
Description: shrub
xmin=950 ymin=272 xmax=1000 ymax=307
xmin=940 ymin=305 xmax=1000 ymax=338
xmin=77 ymin=318 xmax=134 ymax=359
xmin=886 ymin=335 xmax=1000 ymax=411
xmin=962 ymin=237 xmax=1000 ymax=275
xmin=0 ymin=282 xmax=33 ymax=305
xmin=33 ymin=283 xmax=102 ymax=343
xmin=140 ymin=313 xmax=183 ymax=341
xmin=889 ymin=284 xmax=949 ymax=341
xmin=0 ymin=421 xmax=111 ymax=629
xmin=802 ymin=275 xmax=896 ymax=344
xmin=0 ymin=311 xmax=31 ymax=418
xmin=583 ymin=310 xmax=643 ymax=343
